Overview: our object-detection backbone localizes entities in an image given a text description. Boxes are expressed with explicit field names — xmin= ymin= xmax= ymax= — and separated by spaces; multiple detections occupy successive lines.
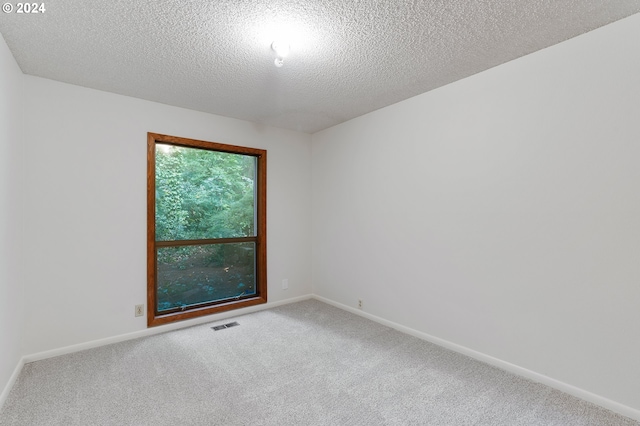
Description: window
xmin=147 ymin=133 xmax=267 ymax=326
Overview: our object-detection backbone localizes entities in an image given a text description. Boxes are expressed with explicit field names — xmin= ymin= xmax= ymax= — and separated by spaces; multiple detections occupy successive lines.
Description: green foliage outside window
xmin=155 ymin=144 xmax=257 ymax=312
xmin=155 ymin=144 xmax=256 ymax=241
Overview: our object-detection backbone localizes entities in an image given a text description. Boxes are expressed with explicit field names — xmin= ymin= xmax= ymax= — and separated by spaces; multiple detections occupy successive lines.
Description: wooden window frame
xmin=147 ymin=133 xmax=267 ymax=327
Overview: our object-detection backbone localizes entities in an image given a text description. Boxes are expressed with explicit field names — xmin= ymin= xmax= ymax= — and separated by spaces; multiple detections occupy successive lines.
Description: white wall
xmin=16 ymin=75 xmax=312 ymax=355
xmin=3 ymin=11 xmax=640 ymax=418
xmin=0 ymin=34 xmax=25 ymax=400
xmin=312 ymin=13 xmax=640 ymax=412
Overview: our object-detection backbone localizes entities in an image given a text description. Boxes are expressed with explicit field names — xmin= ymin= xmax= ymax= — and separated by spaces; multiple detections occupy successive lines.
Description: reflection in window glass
xmin=157 ymin=243 xmax=256 ymax=312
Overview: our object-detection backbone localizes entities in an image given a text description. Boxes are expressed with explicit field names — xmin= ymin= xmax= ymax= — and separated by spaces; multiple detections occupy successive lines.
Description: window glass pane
xmin=155 ymin=144 xmax=256 ymax=241
xmin=156 ymin=243 xmax=256 ymax=313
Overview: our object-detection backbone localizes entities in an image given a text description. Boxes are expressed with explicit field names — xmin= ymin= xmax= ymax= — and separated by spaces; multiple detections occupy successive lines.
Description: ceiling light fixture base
xmin=271 ymin=40 xmax=290 ymax=67
xmin=271 ymin=41 xmax=290 ymax=57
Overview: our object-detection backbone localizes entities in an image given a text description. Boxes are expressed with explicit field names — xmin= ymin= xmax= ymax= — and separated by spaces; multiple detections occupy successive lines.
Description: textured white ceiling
xmin=1 ymin=1 xmax=639 ymax=133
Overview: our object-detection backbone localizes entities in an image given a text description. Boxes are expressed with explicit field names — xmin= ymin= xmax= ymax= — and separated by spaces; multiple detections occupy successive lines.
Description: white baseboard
xmin=0 ymin=356 xmax=25 ymax=411
xmin=24 ymin=295 xmax=312 ymax=363
xmin=2 ymin=295 xmax=312 ymax=411
xmin=8 ymin=293 xmax=639 ymax=422
xmin=312 ymin=294 xmax=640 ymax=422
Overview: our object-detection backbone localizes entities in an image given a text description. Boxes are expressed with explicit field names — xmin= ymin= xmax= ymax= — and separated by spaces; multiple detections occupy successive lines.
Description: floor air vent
xmin=212 ymin=321 xmax=239 ymax=331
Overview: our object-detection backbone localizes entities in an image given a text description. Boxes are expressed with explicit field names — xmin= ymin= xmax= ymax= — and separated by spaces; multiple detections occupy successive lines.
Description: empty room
xmin=1 ymin=1 xmax=639 ymax=425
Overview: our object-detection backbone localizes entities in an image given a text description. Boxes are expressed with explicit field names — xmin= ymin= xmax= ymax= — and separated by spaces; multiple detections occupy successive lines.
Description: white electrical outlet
xmin=135 ymin=304 xmax=144 ymax=317
xmin=358 ymin=300 xmax=362 ymax=309
xmin=282 ymin=279 xmax=289 ymax=290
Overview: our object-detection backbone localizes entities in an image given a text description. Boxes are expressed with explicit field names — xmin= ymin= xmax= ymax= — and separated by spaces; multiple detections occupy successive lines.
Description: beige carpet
xmin=1 ymin=299 xmax=637 ymax=425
